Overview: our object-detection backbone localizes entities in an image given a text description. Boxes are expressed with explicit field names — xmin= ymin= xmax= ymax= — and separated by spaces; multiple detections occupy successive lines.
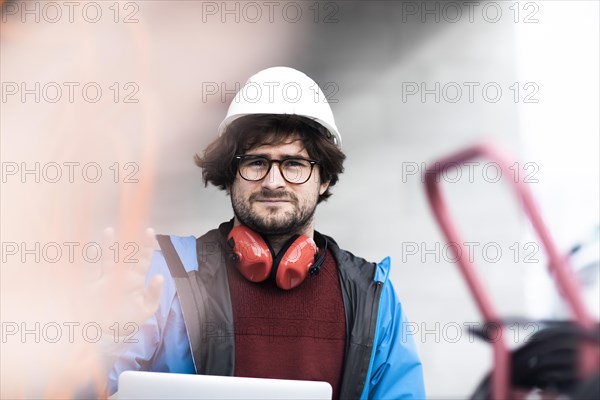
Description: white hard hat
xmin=217 ymin=66 xmax=342 ymax=147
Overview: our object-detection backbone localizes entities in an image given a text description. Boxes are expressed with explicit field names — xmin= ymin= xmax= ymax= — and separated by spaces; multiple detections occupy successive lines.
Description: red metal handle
xmin=423 ymin=142 xmax=596 ymax=400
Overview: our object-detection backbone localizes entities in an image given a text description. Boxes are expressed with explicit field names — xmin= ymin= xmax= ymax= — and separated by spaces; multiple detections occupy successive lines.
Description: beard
xmin=230 ymin=187 xmax=318 ymax=236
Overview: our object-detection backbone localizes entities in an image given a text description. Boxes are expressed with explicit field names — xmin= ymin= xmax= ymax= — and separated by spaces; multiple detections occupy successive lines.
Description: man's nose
xmin=261 ymin=162 xmax=286 ymax=189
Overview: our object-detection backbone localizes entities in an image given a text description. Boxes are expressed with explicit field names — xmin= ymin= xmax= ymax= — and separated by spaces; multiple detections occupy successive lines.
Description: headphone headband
xmin=309 ymin=231 xmax=328 ymax=276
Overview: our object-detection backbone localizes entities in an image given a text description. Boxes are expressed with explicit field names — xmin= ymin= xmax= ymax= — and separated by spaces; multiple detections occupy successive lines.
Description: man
xmin=108 ymin=67 xmax=425 ymax=399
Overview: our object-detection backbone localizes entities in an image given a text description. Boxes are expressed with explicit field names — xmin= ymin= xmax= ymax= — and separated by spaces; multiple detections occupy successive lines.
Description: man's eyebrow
xmin=244 ymin=152 xmax=308 ymax=159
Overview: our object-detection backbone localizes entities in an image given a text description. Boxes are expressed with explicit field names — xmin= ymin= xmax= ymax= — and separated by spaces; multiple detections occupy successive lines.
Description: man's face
xmin=230 ymin=135 xmax=329 ymax=236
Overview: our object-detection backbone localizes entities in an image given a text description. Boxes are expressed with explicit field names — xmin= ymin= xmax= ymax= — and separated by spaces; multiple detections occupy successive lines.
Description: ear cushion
xmin=228 ymin=225 xmax=273 ymax=282
xmin=275 ymin=235 xmax=318 ymax=290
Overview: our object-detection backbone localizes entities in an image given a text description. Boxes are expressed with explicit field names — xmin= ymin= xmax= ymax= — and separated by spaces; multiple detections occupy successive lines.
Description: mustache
xmin=250 ymin=189 xmax=297 ymax=202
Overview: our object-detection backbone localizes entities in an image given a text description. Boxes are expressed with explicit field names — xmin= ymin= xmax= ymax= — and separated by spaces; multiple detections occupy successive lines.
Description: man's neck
xmin=232 ymin=218 xmax=314 ymax=254
xmin=263 ymin=231 xmax=314 ymax=254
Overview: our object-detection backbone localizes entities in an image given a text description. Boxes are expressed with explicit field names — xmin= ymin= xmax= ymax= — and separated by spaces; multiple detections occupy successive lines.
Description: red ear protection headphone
xmin=227 ymin=225 xmax=327 ymax=290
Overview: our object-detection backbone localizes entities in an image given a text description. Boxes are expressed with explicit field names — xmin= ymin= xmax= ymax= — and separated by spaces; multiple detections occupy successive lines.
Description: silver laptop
xmin=112 ymin=371 xmax=333 ymax=400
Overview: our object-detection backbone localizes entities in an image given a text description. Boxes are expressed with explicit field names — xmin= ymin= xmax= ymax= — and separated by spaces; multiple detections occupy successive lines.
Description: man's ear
xmin=319 ymin=180 xmax=330 ymax=196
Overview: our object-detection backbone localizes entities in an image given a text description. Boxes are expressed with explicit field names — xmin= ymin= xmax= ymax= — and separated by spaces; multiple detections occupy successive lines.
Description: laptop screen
xmin=113 ymin=371 xmax=333 ymax=400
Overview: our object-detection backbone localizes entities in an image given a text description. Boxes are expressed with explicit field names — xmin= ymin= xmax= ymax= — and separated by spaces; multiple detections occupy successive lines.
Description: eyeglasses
xmin=234 ymin=155 xmax=319 ymax=184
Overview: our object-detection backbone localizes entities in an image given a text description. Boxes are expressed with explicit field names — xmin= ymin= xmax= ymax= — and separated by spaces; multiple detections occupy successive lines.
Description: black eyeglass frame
xmin=233 ymin=155 xmax=319 ymax=184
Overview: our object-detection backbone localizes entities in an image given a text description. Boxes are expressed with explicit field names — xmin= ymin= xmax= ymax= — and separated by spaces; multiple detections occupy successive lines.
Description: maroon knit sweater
xmin=226 ymin=249 xmax=346 ymax=399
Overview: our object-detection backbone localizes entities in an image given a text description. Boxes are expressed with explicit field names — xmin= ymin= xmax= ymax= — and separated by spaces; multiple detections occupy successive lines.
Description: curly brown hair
xmin=194 ymin=114 xmax=345 ymax=203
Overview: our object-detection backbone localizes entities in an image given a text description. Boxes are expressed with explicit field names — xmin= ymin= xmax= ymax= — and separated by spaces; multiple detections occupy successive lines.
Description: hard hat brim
xmin=217 ymin=113 xmax=342 ymax=148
